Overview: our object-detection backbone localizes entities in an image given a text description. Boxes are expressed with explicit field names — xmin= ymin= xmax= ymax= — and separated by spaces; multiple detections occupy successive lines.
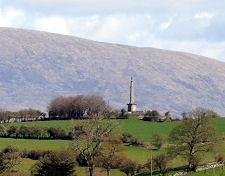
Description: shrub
xmin=31 ymin=150 xmax=77 ymax=176
xmin=7 ymin=126 xmax=18 ymax=137
xmin=117 ymin=109 xmax=129 ymax=119
xmin=18 ymin=125 xmax=30 ymax=138
xmin=2 ymin=146 xmax=19 ymax=154
xmin=120 ymin=159 xmax=138 ymax=176
xmin=153 ymin=153 xmax=170 ymax=176
xmin=151 ymin=133 xmax=166 ymax=149
xmin=76 ymin=153 xmax=88 ymax=166
xmin=120 ymin=132 xmax=133 ymax=143
xmin=143 ymin=110 xmax=161 ymax=122
xmin=47 ymin=126 xmax=66 ymax=139
xmin=1 ymin=145 xmax=21 ymax=172
xmin=0 ymin=125 xmax=7 ymax=136
xmin=130 ymin=136 xmax=144 ymax=146
xmin=26 ymin=150 xmax=50 ymax=160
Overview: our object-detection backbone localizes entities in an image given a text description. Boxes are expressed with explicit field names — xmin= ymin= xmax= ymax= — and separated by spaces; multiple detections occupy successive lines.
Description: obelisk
xmin=127 ymin=77 xmax=137 ymax=113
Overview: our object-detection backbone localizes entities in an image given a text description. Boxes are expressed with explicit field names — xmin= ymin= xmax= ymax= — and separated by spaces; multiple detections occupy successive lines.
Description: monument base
xmin=127 ymin=103 xmax=137 ymax=113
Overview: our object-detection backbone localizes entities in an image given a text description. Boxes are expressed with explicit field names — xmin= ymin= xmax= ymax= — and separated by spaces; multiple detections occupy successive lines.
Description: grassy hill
xmin=6 ymin=116 xmax=225 ymax=141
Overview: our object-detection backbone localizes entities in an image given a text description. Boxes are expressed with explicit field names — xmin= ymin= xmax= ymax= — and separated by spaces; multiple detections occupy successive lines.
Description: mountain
xmin=0 ymin=27 xmax=225 ymax=117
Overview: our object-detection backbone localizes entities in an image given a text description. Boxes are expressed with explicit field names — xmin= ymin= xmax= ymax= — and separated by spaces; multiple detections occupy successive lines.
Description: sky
xmin=0 ymin=0 xmax=225 ymax=62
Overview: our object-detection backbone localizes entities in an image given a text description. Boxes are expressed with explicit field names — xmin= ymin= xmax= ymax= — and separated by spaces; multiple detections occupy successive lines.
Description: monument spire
xmin=127 ymin=77 xmax=137 ymax=113
xmin=130 ymin=77 xmax=134 ymax=104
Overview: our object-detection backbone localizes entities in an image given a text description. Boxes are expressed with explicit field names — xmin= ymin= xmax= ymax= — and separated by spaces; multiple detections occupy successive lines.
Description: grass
xmin=7 ymin=120 xmax=70 ymax=131
xmin=7 ymin=117 xmax=225 ymax=143
xmin=2 ymin=117 xmax=225 ymax=175
xmin=118 ymin=118 xmax=179 ymax=142
xmin=186 ymin=166 xmax=225 ymax=176
xmin=0 ymin=138 xmax=71 ymax=151
xmin=15 ymin=158 xmax=36 ymax=174
xmin=6 ymin=116 xmax=179 ymax=142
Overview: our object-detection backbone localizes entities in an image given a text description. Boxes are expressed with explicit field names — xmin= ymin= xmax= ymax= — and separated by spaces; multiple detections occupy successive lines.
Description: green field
xmin=6 ymin=117 xmax=180 ymax=142
xmin=186 ymin=166 xmax=225 ymax=176
xmin=2 ymin=117 xmax=225 ymax=175
xmin=6 ymin=117 xmax=225 ymax=141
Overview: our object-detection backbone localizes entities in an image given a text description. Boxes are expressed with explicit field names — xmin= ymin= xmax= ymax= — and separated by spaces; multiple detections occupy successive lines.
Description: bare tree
xmin=70 ymin=119 xmax=116 ymax=176
xmin=169 ymin=107 xmax=219 ymax=172
xmin=95 ymin=136 xmax=125 ymax=176
xmin=48 ymin=94 xmax=110 ymax=120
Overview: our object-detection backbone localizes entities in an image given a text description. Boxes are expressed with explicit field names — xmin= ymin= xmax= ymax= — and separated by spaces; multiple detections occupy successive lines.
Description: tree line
xmin=0 ymin=108 xmax=44 ymax=123
xmin=0 ymin=94 xmax=111 ymax=123
xmin=0 ymin=125 xmax=71 ymax=140
xmin=48 ymin=94 xmax=110 ymax=120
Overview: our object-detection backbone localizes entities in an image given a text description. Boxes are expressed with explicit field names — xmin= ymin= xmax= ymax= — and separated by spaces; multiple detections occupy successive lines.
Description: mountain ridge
xmin=0 ymin=27 xmax=225 ymax=117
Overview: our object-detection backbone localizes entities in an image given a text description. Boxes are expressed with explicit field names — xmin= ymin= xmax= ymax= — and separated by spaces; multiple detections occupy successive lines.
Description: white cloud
xmin=0 ymin=2 xmax=225 ymax=62
xmin=29 ymin=13 xmax=225 ymax=62
xmin=34 ymin=15 xmax=100 ymax=37
xmin=144 ymin=38 xmax=225 ymax=61
xmin=0 ymin=8 xmax=24 ymax=27
xmin=34 ymin=17 xmax=70 ymax=35
xmin=195 ymin=12 xmax=214 ymax=19
xmin=160 ymin=18 xmax=173 ymax=30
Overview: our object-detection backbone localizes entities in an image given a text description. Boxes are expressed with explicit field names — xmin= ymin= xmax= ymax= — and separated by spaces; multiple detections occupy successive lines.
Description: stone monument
xmin=127 ymin=77 xmax=137 ymax=113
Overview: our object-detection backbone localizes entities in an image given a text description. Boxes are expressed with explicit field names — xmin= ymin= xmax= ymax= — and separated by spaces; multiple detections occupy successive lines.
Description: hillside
xmin=0 ymin=27 xmax=225 ymax=116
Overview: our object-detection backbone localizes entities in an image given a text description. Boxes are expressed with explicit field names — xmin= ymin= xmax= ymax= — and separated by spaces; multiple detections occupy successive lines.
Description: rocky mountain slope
xmin=0 ymin=27 xmax=225 ymax=117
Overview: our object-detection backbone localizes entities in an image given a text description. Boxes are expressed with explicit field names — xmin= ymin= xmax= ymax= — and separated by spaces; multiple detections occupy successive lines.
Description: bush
xmin=151 ymin=133 xmax=166 ymax=149
xmin=145 ymin=152 xmax=170 ymax=176
xmin=117 ymin=109 xmax=129 ymax=119
xmin=0 ymin=125 xmax=7 ymax=136
xmin=1 ymin=145 xmax=21 ymax=172
xmin=143 ymin=110 xmax=161 ymax=122
xmin=47 ymin=126 xmax=66 ymax=139
xmin=120 ymin=132 xmax=133 ymax=143
xmin=120 ymin=159 xmax=138 ymax=176
xmin=23 ymin=150 xmax=50 ymax=160
xmin=7 ymin=126 xmax=18 ymax=137
xmin=153 ymin=153 xmax=170 ymax=176
xmin=31 ymin=150 xmax=77 ymax=176
xmin=2 ymin=146 xmax=19 ymax=154
xmin=76 ymin=153 xmax=88 ymax=166
xmin=130 ymin=136 xmax=144 ymax=146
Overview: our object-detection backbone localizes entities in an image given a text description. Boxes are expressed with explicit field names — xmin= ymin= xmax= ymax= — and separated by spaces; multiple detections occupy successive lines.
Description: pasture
xmin=2 ymin=117 xmax=225 ymax=175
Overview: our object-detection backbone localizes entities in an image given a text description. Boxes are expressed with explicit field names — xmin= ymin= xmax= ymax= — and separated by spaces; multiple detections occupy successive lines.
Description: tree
xmin=120 ymin=159 xmax=138 ymax=176
xmin=143 ymin=110 xmax=161 ymax=122
xmin=2 ymin=145 xmax=21 ymax=172
xmin=151 ymin=133 xmax=166 ymax=150
xmin=169 ymin=107 xmax=219 ymax=172
xmin=18 ymin=125 xmax=30 ymax=138
xmin=165 ymin=111 xmax=172 ymax=121
xmin=95 ymin=136 xmax=125 ymax=176
xmin=181 ymin=112 xmax=188 ymax=120
xmin=206 ymin=109 xmax=219 ymax=118
xmin=153 ymin=153 xmax=170 ymax=176
xmin=31 ymin=150 xmax=76 ymax=176
xmin=47 ymin=126 xmax=66 ymax=139
xmin=70 ymin=119 xmax=115 ymax=176
xmin=120 ymin=132 xmax=133 ymax=143
xmin=0 ymin=125 xmax=7 ymax=136
xmin=29 ymin=125 xmax=44 ymax=138
xmin=7 ymin=126 xmax=18 ymax=137
xmin=118 ymin=109 xmax=129 ymax=119
xmin=0 ymin=153 xmax=8 ymax=174
xmin=48 ymin=94 xmax=110 ymax=119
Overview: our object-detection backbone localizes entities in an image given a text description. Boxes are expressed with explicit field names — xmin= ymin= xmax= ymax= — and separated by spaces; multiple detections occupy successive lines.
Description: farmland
xmin=1 ymin=116 xmax=225 ymax=175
